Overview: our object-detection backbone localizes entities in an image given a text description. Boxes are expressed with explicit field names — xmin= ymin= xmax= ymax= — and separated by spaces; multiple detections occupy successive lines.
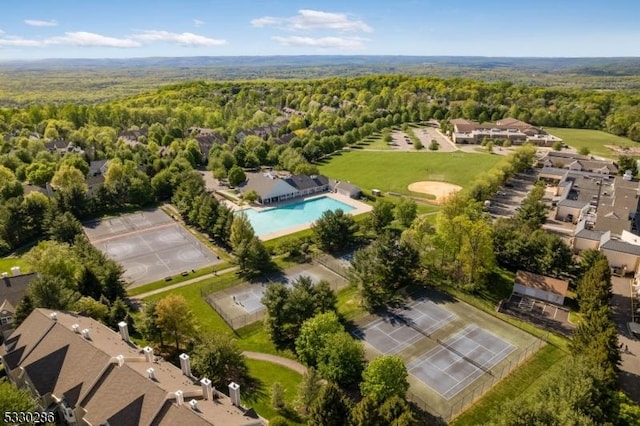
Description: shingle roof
xmin=557 ymin=199 xmax=589 ymax=209
xmin=575 ymin=228 xmax=604 ymax=241
xmin=0 ymin=273 xmax=36 ymax=314
xmin=2 ymin=309 xmax=264 ymax=426
xmin=515 ymin=270 xmax=569 ymax=297
xmin=600 ymin=239 xmax=640 ymax=256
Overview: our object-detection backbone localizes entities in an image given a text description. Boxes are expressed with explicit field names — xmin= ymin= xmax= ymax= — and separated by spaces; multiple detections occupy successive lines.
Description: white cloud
xmin=272 ymin=36 xmax=366 ymax=49
xmin=0 ymin=36 xmax=45 ymax=47
xmin=252 ymin=9 xmax=372 ymax=33
xmin=193 ymin=19 xmax=205 ymax=27
xmin=47 ymin=32 xmax=141 ymax=48
xmin=24 ymin=19 xmax=58 ymax=27
xmin=133 ymin=30 xmax=226 ymax=47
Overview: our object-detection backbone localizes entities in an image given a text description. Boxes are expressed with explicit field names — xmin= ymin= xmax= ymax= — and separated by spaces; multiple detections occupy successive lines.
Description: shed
xmin=513 ymin=270 xmax=569 ymax=305
xmin=335 ymin=181 xmax=361 ymax=199
xmin=372 ymin=189 xmax=382 ymax=197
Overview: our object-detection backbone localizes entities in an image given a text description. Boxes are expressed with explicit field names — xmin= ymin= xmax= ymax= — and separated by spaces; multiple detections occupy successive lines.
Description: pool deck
xmin=224 ymin=193 xmax=372 ymax=241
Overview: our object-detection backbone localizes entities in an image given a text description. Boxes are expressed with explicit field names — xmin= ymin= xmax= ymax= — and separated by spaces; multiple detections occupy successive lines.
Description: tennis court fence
xmin=406 ymin=336 xmax=546 ymax=422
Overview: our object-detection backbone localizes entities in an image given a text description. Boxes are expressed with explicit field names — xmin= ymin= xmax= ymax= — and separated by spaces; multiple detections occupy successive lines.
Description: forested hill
xmin=1 ymin=56 xmax=640 ymax=106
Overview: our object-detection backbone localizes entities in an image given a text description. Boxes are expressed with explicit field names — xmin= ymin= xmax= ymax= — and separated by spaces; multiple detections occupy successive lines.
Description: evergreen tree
xmin=308 ymin=383 xmax=352 ymax=426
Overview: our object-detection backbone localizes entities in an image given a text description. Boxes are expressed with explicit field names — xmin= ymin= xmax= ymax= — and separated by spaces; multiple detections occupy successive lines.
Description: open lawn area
xmin=548 ymin=127 xmax=640 ymax=159
xmin=0 ymin=256 xmax=30 ymax=275
xmin=245 ymin=359 xmax=304 ymax=425
xmin=318 ymin=151 xmax=501 ymax=195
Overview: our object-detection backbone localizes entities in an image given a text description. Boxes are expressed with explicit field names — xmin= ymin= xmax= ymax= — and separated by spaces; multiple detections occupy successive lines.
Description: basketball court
xmin=84 ymin=209 xmax=222 ymax=286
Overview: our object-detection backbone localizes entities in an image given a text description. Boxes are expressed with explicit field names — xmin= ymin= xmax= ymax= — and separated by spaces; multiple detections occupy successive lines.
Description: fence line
xmin=405 ymin=336 xmax=545 ymax=422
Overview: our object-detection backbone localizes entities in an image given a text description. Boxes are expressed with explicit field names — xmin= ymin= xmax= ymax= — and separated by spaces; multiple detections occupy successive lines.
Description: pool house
xmin=239 ymin=172 xmax=330 ymax=204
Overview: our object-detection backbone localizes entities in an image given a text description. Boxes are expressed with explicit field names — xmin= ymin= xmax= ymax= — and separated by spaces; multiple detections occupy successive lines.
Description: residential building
xmin=0 ymin=270 xmax=37 ymax=340
xmin=330 ymin=180 xmax=362 ymax=199
xmin=1 ymin=309 xmax=264 ymax=426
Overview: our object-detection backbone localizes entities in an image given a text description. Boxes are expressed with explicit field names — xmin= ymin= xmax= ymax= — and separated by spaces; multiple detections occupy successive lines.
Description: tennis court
xmin=407 ymin=324 xmax=516 ymax=400
xmin=353 ymin=299 xmax=456 ymax=354
xmin=84 ymin=208 xmax=222 ymax=286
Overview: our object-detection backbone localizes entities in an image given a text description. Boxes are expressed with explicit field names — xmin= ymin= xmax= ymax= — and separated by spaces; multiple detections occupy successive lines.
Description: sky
xmin=0 ymin=0 xmax=638 ymax=60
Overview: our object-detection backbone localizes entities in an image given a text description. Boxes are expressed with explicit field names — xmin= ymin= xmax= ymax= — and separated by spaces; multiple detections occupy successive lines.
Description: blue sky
xmin=0 ymin=0 xmax=638 ymax=59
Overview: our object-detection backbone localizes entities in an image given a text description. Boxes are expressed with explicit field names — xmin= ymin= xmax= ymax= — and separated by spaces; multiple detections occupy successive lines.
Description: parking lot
xmin=488 ymin=170 xmax=539 ymax=218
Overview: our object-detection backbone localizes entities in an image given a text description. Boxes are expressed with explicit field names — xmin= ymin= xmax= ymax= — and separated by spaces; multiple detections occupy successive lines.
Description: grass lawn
xmin=356 ymin=132 xmax=394 ymax=150
xmin=451 ymin=344 xmax=568 ymax=425
xmin=127 ymin=261 xmax=232 ymax=296
xmin=0 ymin=256 xmax=30 ymax=274
xmin=318 ymin=151 xmax=501 ymax=194
xmin=547 ymin=127 xmax=639 ymax=159
xmin=245 ymin=359 xmax=304 ymax=425
xmin=143 ymin=272 xmax=243 ymax=332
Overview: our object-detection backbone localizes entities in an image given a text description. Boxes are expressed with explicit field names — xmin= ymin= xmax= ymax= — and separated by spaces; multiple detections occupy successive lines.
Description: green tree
xmin=73 ymin=296 xmax=109 ymax=321
xmin=369 ymin=199 xmax=395 ymax=233
xmin=46 ymin=211 xmax=83 ymax=244
xmin=191 ymin=335 xmax=252 ymax=391
xmin=515 ymin=182 xmax=547 ymax=230
xmin=316 ymin=331 xmax=365 ymax=387
xmin=295 ymin=311 xmax=343 ymax=367
xmin=228 ymin=165 xmax=247 ymax=187
xmin=360 ymin=355 xmax=410 ymax=403
xmin=27 ymin=275 xmax=80 ymax=310
xmin=243 ymin=189 xmax=259 ymax=204
xmin=137 ymin=300 xmax=164 ymax=347
xmin=429 ymin=139 xmax=439 ymax=150
xmin=155 ymin=294 xmax=198 ymax=351
xmin=0 ymin=165 xmax=23 ymax=202
xmin=0 ymin=379 xmax=37 ymax=424
xmin=308 ymin=383 xmax=352 ymax=426
xmin=552 ymin=141 xmax=563 ymax=151
xmin=51 ymin=164 xmax=86 ymax=192
xmin=294 ymin=367 xmax=322 ymax=415
xmin=395 ymin=198 xmax=418 ymax=227
xmin=378 ymin=396 xmax=418 ymax=426
xmin=230 ymin=213 xmax=271 ymax=277
xmin=350 ymin=396 xmax=383 ymax=426
xmin=579 ymin=146 xmax=591 ymax=156
xmin=312 ymin=209 xmax=358 ymax=252
xmin=271 ymin=382 xmax=285 ymax=410
xmin=618 ymin=155 xmax=638 ymax=177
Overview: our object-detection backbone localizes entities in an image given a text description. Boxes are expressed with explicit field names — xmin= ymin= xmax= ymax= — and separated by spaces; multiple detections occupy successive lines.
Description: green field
xmin=245 ymin=359 xmax=304 ymax=425
xmin=0 ymin=256 xmax=30 ymax=275
xmin=318 ymin=151 xmax=501 ymax=194
xmin=548 ymin=127 xmax=639 ymax=158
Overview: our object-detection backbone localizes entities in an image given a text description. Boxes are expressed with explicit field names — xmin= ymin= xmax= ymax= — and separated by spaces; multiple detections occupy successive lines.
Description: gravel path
xmin=242 ymin=351 xmax=308 ymax=375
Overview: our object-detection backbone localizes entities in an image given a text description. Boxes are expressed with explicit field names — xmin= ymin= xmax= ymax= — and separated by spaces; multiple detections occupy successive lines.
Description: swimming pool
xmin=240 ymin=196 xmax=356 ymax=237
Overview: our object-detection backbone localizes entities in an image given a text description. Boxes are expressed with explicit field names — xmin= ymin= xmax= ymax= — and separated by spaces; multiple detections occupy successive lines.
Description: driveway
xmin=611 ymin=276 xmax=640 ymax=401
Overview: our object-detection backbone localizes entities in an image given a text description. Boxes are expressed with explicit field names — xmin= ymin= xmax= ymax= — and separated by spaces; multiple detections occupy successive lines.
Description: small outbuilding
xmin=333 ymin=181 xmax=362 ymax=199
xmin=513 ymin=270 xmax=569 ymax=305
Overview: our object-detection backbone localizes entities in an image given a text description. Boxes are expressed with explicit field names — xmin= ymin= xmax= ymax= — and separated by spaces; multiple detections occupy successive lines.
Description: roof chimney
xmin=175 ymin=390 xmax=184 ymax=406
xmin=71 ymin=324 xmax=80 ymax=333
xmin=10 ymin=266 xmax=20 ymax=276
xmin=81 ymin=329 xmax=91 ymax=340
xmin=228 ymin=382 xmax=240 ymax=406
xmin=116 ymin=355 xmax=124 ymax=367
xmin=118 ymin=321 xmax=129 ymax=342
xmin=200 ymin=378 xmax=213 ymax=400
xmin=143 ymin=346 xmax=153 ymax=362
xmin=179 ymin=353 xmax=191 ymax=377
xmin=189 ymin=399 xmax=198 ymax=411
xmin=147 ymin=368 xmax=155 ymax=380
xmin=49 ymin=312 xmax=57 ymax=321
xmin=1 ymin=272 xmax=8 ymax=278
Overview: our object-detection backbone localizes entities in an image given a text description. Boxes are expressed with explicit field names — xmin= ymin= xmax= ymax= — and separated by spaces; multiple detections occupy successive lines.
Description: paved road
xmin=129 ymin=266 xmax=239 ymax=299
xmin=611 ymin=276 xmax=640 ymax=401
xmin=242 ymin=351 xmax=307 ymax=375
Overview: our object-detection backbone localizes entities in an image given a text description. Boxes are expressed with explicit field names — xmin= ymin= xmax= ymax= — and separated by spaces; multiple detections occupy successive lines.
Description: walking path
xmin=130 ymin=266 xmax=239 ymax=299
xmin=242 ymin=351 xmax=307 ymax=375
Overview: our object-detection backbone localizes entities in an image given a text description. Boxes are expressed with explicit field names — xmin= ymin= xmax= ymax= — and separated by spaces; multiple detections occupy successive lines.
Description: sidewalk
xmin=130 ymin=266 xmax=239 ymax=299
xmin=242 ymin=351 xmax=307 ymax=375
xmin=610 ymin=276 xmax=640 ymax=401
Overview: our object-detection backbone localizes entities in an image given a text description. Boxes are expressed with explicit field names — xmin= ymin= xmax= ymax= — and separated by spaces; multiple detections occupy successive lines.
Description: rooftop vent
xmin=10 ymin=266 xmax=20 ymax=276
xmin=116 ymin=354 xmax=124 ymax=367
xmin=1 ymin=272 xmax=8 ymax=278
xmin=175 ymin=390 xmax=184 ymax=406
xmin=49 ymin=312 xmax=58 ymax=321
xmin=229 ymin=382 xmax=240 ymax=406
xmin=201 ymin=378 xmax=213 ymax=400
xmin=71 ymin=324 xmax=80 ymax=333
xmin=189 ymin=399 xmax=198 ymax=411
xmin=179 ymin=353 xmax=191 ymax=377
xmin=147 ymin=368 xmax=155 ymax=380
xmin=118 ymin=321 xmax=129 ymax=342
xmin=80 ymin=329 xmax=90 ymax=340
xmin=143 ymin=346 xmax=153 ymax=362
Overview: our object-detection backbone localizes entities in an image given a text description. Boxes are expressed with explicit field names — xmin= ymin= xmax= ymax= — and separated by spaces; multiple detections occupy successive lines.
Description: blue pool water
xmin=241 ymin=196 xmax=356 ymax=237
